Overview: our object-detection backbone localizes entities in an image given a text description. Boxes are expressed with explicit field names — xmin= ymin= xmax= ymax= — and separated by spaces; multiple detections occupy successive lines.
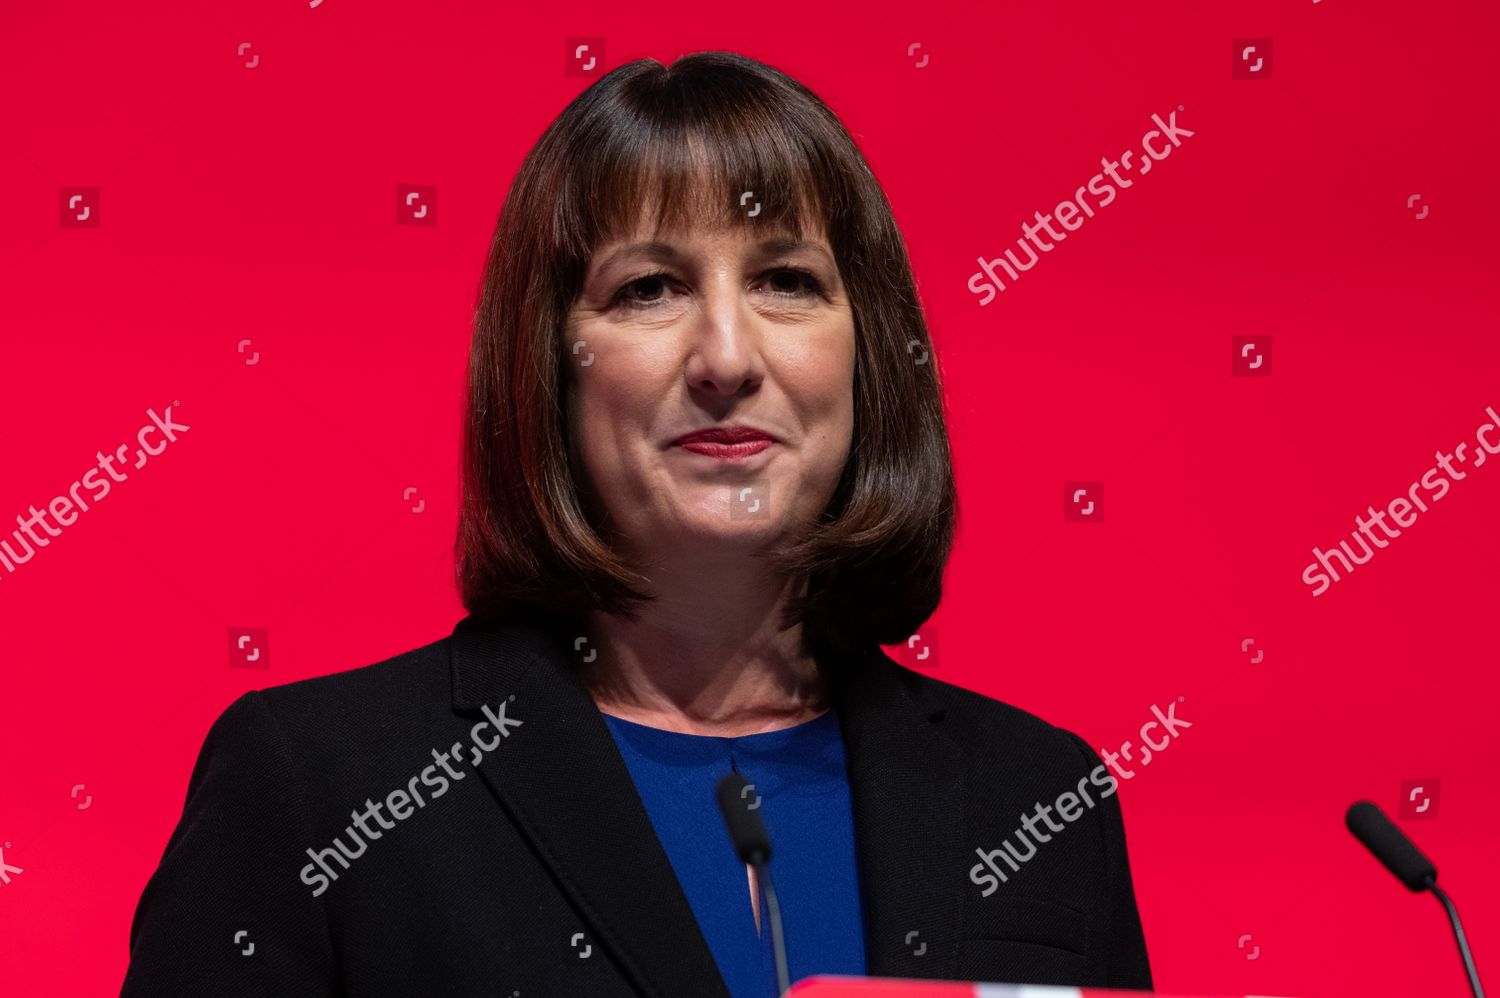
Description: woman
xmin=121 ymin=51 xmax=1152 ymax=997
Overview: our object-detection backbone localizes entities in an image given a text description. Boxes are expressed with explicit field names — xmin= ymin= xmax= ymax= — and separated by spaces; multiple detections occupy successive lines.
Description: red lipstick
xmin=674 ymin=426 xmax=776 ymax=460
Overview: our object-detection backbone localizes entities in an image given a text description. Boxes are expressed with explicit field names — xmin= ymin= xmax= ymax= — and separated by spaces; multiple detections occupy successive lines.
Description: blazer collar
xmin=448 ymin=613 xmax=966 ymax=993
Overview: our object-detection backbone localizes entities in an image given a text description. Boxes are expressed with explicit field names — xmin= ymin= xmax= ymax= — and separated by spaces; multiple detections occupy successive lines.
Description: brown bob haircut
xmin=456 ymin=50 xmax=957 ymax=668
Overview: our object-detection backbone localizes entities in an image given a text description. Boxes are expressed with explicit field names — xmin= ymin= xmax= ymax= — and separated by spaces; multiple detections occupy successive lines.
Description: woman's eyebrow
xmin=754 ymin=237 xmax=835 ymax=265
xmin=594 ymin=241 xmax=684 ymax=274
xmin=593 ymin=236 xmax=834 ymax=276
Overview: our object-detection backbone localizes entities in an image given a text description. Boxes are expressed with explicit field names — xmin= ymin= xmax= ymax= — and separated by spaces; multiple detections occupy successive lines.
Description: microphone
xmin=716 ymin=771 xmax=791 ymax=996
xmin=1346 ymin=801 xmax=1486 ymax=998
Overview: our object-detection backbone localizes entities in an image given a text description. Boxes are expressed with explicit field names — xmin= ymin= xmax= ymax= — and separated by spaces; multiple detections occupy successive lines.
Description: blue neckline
xmin=600 ymin=708 xmax=839 ymax=748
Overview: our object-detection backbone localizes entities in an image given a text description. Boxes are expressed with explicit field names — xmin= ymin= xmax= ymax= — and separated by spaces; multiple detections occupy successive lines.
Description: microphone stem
xmin=1429 ymin=880 xmax=1486 ymax=998
xmin=755 ymin=859 xmax=791 ymax=996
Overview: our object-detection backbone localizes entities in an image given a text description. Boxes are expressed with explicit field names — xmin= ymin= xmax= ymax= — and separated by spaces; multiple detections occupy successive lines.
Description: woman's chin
xmin=662 ymin=495 xmax=786 ymax=547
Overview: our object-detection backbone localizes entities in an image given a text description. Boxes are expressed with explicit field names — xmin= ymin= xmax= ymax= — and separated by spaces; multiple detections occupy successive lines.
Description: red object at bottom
xmin=788 ymin=976 xmax=1296 ymax=998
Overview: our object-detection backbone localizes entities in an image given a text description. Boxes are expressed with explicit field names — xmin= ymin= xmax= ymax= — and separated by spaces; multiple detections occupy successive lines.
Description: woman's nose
xmin=683 ymin=280 xmax=764 ymax=397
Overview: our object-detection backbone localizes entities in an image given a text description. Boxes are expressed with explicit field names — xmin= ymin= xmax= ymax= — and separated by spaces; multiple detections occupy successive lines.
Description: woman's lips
xmin=678 ymin=439 xmax=774 ymax=459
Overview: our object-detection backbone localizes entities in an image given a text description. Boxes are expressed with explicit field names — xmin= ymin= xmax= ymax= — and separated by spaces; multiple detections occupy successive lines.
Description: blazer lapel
xmin=448 ymin=615 xmax=733 ymax=998
xmin=838 ymin=647 xmax=968 ymax=980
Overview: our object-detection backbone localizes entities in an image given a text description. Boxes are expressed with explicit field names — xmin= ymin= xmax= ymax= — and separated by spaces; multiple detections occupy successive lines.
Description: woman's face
xmin=565 ymin=215 xmax=856 ymax=562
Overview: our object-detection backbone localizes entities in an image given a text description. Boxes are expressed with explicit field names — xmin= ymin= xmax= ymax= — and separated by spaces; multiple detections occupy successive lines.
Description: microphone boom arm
xmin=1428 ymin=877 xmax=1486 ymax=998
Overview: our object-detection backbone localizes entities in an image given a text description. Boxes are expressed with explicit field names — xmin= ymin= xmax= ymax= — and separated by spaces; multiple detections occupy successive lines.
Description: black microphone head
xmin=716 ymin=771 xmax=771 ymax=865
xmin=1346 ymin=800 xmax=1437 ymax=892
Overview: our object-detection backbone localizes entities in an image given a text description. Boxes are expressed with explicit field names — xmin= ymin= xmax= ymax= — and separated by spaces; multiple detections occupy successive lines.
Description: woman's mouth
xmin=673 ymin=426 xmax=777 ymax=462
xmin=677 ymin=439 xmax=774 ymax=459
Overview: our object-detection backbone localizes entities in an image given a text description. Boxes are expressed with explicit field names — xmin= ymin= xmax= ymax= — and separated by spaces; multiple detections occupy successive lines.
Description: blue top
xmin=601 ymin=708 xmax=867 ymax=998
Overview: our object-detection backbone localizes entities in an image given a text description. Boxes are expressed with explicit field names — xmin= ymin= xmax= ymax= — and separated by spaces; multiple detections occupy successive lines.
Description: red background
xmin=2 ymin=1 xmax=1496 ymax=995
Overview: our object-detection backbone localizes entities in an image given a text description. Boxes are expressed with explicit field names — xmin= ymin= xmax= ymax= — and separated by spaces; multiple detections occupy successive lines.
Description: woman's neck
xmin=576 ymin=568 xmax=830 ymax=737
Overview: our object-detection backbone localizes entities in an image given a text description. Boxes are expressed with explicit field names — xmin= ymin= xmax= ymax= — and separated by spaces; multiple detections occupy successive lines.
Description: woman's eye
xmin=612 ymin=267 xmax=824 ymax=311
xmin=764 ymin=267 xmax=823 ymax=298
xmin=615 ymin=274 xmax=671 ymax=309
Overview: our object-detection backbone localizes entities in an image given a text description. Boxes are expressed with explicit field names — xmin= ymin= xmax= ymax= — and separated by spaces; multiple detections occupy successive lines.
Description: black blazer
xmin=121 ymin=615 xmax=1152 ymax=996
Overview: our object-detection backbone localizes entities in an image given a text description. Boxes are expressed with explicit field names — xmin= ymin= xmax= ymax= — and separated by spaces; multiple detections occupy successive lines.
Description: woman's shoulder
xmin=195 ymin=628 xmax=475 ymax=791
xmin=250 ymin=632 xmax=455 ymax=724
xmin=869 ymin=650 xmax=1102 ymax=774
xmin=197 ymin=615 xmax=555 ymax=780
